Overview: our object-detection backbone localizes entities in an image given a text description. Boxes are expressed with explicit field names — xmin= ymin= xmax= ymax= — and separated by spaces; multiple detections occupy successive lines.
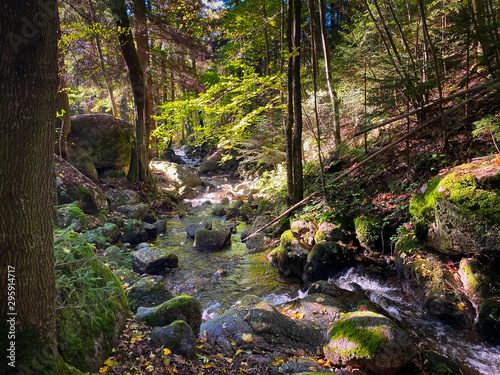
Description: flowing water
xmin=156 ymin=150 xmax=500 ymax=375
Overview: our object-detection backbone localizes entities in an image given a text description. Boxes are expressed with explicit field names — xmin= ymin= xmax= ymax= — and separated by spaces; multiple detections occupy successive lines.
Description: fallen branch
xmin=241 ymin=191 xmax=318 ymax=242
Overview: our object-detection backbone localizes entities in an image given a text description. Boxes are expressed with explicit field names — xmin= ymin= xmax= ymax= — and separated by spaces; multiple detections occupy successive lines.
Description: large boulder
xmin=55 ymin=156 xmax=109 ymax=214
xmin=82 ymin=222 xmax=120 ymax=248
xmin=56 ymin=202 xmax=87 ymax=231
xmin=116 ymin=203 xmax=150 ymax=221
xmin=118 ymin=220 xmax=151 ymax=244
xmin=68 ymin=114 xmax=133 ymax=176
xmin=324 ymin=311 xmax=416 ymax=375
xmin=136 ymin=295 xmax=203 ymax=334
xmin=105 ymin=188 xmax=140 ymax=210
xmin=131 ymin=246 xmax=179 ymax=275
xmin=410 ymin=155 xmax=500 ymax=256
xmin=193 ymin=228 xmax=231 ymax=252
xmin=268 ymin=230 xmax=310 ymax=282
xmin=354 ymin=215 xmax=383 ymax=252
xmin=303 ymin=242 xmax=354 ymax=285
xmin=54 ymin=232 xmax=129 ymax=373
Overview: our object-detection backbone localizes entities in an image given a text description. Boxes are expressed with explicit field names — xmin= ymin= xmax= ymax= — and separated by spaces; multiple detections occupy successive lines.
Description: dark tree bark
xmin=0 ymin=0 xmax=61 ymax=373
xmin=56 ymin=11 xmax=71 ymax=160
xmin=109 ymin=0 xmax=151 ymax=182
xmin=286 ymin=0 xmax=295 ymax=202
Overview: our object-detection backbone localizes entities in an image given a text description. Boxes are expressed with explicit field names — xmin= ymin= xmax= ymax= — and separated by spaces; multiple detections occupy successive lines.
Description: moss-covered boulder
xmin=102 ymin=245 xmax=132 ymax=269
xmin=68 ymin=114 xmax=132 ymax=176
xmin=116 ymin=203 xmax=149 ymax=221
xmin=410 ymin=155 xmax=500 ymax=255
xmin=458 ymin=255 xmax=499 ymax=306
xmin=126 ymin=276 xmax=173 ymax=313
xmin=268 ymin=230 xmax=310 ymax=282
xmin=324 ymin=311 xmax=416 ymax=375
xmin=150 ymin=320 xmax=197 ymax=357
xmin=57 ymin=202 xmax=87 ymax=231
xmin=119 ymin=219 xmax=150 ymax=244
xmin=198 ymin=148 xmax=240 ymax=175
xmin=82 ymin=222 xmax=120 ymax=248
xmin=113 ymin=268 xmax=140 ymax=286
xmin=354 ymin=215 xmax=383 ymax=252
xmin=55 ymin=156 xmax=109 ymax=214
xmin=54 ymin=233 xmax=129 ymax=372
xmin=394 ymin=235 xmax=474 ymax=326
xmin=314 ymin=220 xmax=351 ymax=244
xmin=137 ymin=295 xmax=203 ymax=335
xmin=303 ymin=242 xmax=354 ymax=285
xmin=73 ymin=154 xmax=98 ymax=182
xmin=131 ymin=246 xmax=179 ymax=275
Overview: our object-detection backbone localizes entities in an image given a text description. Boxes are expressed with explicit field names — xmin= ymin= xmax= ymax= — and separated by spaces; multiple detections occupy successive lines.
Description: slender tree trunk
xmin=286 ymin=0 xmax=295 ymax=202
xmin=89 ymin=0 xmax=119 ymax=118
xmin=56 ymin=11 xmax=71 ymax=160
xmin=0 ymin=0 xmax=61 ymax=373
xmin=292 ymin=0 xmax=303 ymax=204
xmin=263 ymin=5 xmax=270 ymax=75
xmin=471 ymin=0 xmax=496 ymax=76
xmin=318 ymin=0 xmax=341 ymax=147
xmin=109 ymin=0 xmax=150 ymax=182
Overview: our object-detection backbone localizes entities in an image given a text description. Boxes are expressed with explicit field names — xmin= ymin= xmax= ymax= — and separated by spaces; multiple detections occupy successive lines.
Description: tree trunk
xmin=0 ymin=0 xmax=61 ymax=373
xmin=286 ymin=0 xmax=295 ymax=202
xmin=56 ymin=12 xmax=71 ymax=160
xmin=292 ymin=0 xmax=303 ymax=204
xmin=318 ymin=0 xmax=341 ymax=147
xmin=109 ymin=0 xmax=150 ymax=182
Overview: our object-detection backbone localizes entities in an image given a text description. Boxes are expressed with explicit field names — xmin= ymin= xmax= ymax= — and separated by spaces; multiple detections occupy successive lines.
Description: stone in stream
xmin=150 ymin=320 xmax=197 ymax=358
xmin=193 ymin=220 xmax=231 ymax=251
xmin=136 ymin=295 xmax=203 ymax=335
xmin=324 ymin=311 xmax=416 ymax=375
xmin=303 ymin=241 xmax=355 ymax=285
xmin=186 ymin=221 xmax=212 ymax=239
xmin=116 ymin=203 xmax=150 ymax=221
xmin=131 ymin=246 xmax=179 ymax=275
xmin=125 ymin=275 xmax=173 ymax=313
xmin=105 ymin=188 xmax=140 ymax=210
xmin=268 ymin=230 xmax=309 ymax=282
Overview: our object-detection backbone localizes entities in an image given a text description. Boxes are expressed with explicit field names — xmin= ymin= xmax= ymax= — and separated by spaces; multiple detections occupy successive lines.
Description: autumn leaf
xmin=104 ymin=358 xmax=115 ymax=367
xmin=163 ymin=348 xmax=171 ymax=356
xmin=271 ymin=357 xmax=284 ymax=366
xmin=235 ymin=349 xmax=243 ymax=356
xmin=99 ymin=366 xmax=109 ymax=373
xmin=241 ymin=333 xmax=253 ymax=343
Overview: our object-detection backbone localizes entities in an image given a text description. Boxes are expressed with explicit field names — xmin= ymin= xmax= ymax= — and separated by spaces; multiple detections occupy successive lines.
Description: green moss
xmin=57 ymin=202 xmax=87 ymax=228
xmin=328 ymin=312 xmax=389 ymax=358
xmin=354 ymin=216 xmax=383 ymax=250
xmin=409 ymin=175 xmax=442 ymax=222
xmin=54 ymin=232 xmax=129 ymax=372
xmin=414 ymin=220 xmax=429 ymax=241
xmin=280 ymin=230 xmax=296 ymax=246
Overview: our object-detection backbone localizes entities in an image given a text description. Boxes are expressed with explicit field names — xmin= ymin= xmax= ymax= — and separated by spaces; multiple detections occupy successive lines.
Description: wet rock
xmin=155 ymin=219 xmax=167 ymax=235
xmin=68 ymin=114 xmax=133 ymax=176
xmin=198 ymin=148 xmax=240 ymax=175
xmin=126 ymin=276 xmax=173 ymax=313
xmin=143 ymin=210 xmax=158 ymax=224
xmin=119 ymin=220 xmax=150 ymax=244
xmin=303 ymin=242 xmax=354 ymax=285
xmin=459 ymin=255 xmax=499 ymax=306
xmin=131 ymin=246 xmax=179 ymax=275
xmin=193 ymin=226 xmax=231 ymax=252
xmin=82 ymin=223 xmax=120 ymax=247
xmin=57 ymin=202 xmax=87 ymax=231
xmin=55 ymin=155 xmax=109 ymax=214
xmin=186 ymin=221 xmax=212 ymax=239
xmin=314 ymin=220 xmax=350 ymax=243
xmin=151 ymin=320 xmax=197 ymax=357
xmin=113 ymin=268 xmax=140 ymax=287
xmin=324 ymin=311 xmax=416 ymax=375
xmin=422 ymin=350 xmax=468 ymax=375
xmin=268 ymin=230 xmax=309 ymax=282
xmin=160 ymin=147 xmax=185 ymax=164
xmin=116 ymin=203 xmax=150 ymax=221
xmin=105 ymin=188 xmax=140 ymax=210
xmin=477 ymin=299 xmax=500 ymax=345
xmin=245 ymin=232 xmax=270 ymax=253
xmin=137 ymin=295 xmax=203 ymax=334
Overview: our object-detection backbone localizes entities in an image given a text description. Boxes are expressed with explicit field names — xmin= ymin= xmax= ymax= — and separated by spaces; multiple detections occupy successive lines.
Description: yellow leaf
xmin=59 ymin=173 xmax=64 ymax=178
xmin=242 ymin=333 xmax=253 ymax=343
xmin=271 ymin=357 xmax=284 ymax=366
xmin=163 ymin=348 xmax=171 ymax=356
xmin=457 ymin=302 xmax=465 ymax=311
xmin=217 ymin=353 xmax=224 ymax=359
xmin=316 ymin=297 xmax=325 ymax=303
xmin=99 ymin=366 xmax=109 ymax=373
xmin=142 ymin=361 xmax=150 ymax=367
xmin=104 ymin=358 xmax=115 ymax=367
xmin=225 ymin=357 xmax=233 ymax=363
xmin=235 ymin=349 xmax=243 ymax=356
xmin=146 ymin=364 xmax=154 ymax=372
xmin=130 ymin=338 xmax=136 ymax=343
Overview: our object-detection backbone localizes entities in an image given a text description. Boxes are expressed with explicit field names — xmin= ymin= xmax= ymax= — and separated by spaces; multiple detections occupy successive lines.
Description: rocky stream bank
xmin=53 ymin=145 xmax=500 ymax=375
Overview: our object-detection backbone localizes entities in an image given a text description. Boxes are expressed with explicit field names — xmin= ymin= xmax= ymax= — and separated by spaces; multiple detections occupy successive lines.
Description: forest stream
xmin=147 ymin=152 xmax=500 ymax=375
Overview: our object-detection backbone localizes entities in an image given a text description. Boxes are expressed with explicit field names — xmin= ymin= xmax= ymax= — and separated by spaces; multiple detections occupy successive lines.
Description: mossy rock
xmin=150 ymin=320 xmax=196 ymax=358
xmin=324 ymin=311 xmax=416 ymax=374
xmin=101 ymin=245 xmax=132 ymax=269
xmin=119 ymin=219 xmax=150 ymax=244
xmin=57 ymin=202 xmax=87 ymax=231
xmin=82 ymin=222 xmax=120 ymax=248
xmin=74 ymin=154 xmax=98 ymax=182
xmin=458 ymin=255 xmax=499 ymax=305
xmin=354 ymin=216 xmax=383 ymax=251
xmin=303 ymin=242 xmax=354 ymax=285
xmin=477 ymin=299 xmax=500 ymax=344
xmin=193 ymin=228 xmax=231 ymax=252
xmin=126 ymin=276 xmax=173 ymax=313
xmin=113 ymin=267 xmax=140 ymax=286
xmin=270 ymin=230 xmax=309 ymax=282
xmin=410 ymin=156 xmax=500 ymax=256
xmin=131 ymin=246 xmax=179 ymax=274
xmin=54 ymin=232 xmax=129 ymax=372
xmin=138 ymin=295 xmax=203 ymax=335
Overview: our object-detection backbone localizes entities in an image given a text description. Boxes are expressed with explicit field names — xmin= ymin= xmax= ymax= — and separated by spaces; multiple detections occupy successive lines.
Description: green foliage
xmin=473 ymin=115 xmax=500 ymax=153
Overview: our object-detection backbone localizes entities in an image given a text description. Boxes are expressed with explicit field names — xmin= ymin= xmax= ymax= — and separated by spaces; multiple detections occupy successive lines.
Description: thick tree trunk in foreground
xmin=109 ymin=0 xmax=150 ymax=182
xmin=0 ymin=0 xmax=60 ymax=373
